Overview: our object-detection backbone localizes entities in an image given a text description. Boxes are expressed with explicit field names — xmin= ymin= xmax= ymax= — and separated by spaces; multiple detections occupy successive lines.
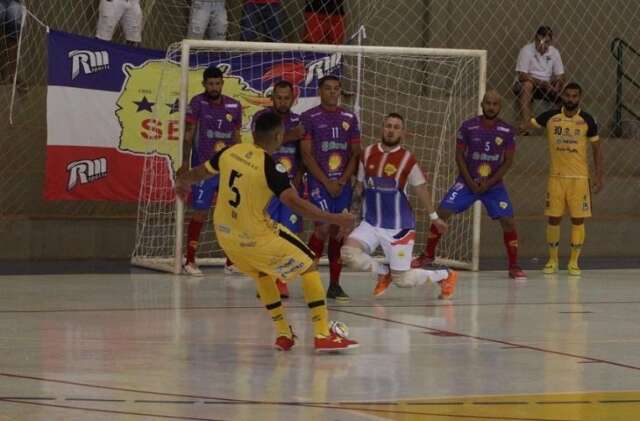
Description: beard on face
xmin=206 ymin=90 xmax=221 ymax=100
xmin=274 ymin=105 xmax=290 ymax=114
xmin=482 ymin=108 xmax=498 ymax=120
xmin=382 ymin=136 xmax=401 ymax=147
xmin=563 ymin=100 xmax=579 ymax=111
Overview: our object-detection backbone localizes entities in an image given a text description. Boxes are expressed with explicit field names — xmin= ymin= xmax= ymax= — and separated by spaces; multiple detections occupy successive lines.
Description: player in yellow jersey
xmin=528 ymin=82 xmax=603 ymax=276
xmin=175 ymin=111 xmax=359 ymax=352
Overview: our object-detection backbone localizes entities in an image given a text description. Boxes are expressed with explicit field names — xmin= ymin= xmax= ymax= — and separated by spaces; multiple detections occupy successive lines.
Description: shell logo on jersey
xmin=478 ymin=163 xmax=492 ymax=177
xmin=495 ymin=136 xmax=503 ymax=146
xmin=342 ymin=121 xmax=350 ymax=131
xmin=278 ymin=156 xmax=292 ymax=172
xmin=225 ymin=113 xmax=233 ymax=122
xmin=328 ymin=153 xmax=342 ymax=171
xmin=214 ymin=141 xmax=226 ymax=152
xmin=383 ymin=163 xmax=397 ymax=176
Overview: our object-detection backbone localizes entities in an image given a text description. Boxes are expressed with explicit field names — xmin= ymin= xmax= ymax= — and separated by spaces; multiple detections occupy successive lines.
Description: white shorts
xmin=188 ymin=0 xmax=228 ymax=40
xmin=96 ymin=0 xmax=143 ymax=43
xmin=349 ymin=221 xmax=415 ymax=272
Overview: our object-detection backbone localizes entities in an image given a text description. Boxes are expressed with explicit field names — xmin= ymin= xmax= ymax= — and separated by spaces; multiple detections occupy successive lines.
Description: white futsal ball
xmin=329 ymin=320 xmax=349 ymax=338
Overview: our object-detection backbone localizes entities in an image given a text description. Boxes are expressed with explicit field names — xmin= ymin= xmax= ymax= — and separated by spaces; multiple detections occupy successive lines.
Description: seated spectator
xmin=514 ymin=26 xmax=565 ymax=134
xmin=1 ymin=0 xmax=24 ymax=87
xmin=302 ymin=0 xmax=345 ymax=45
xmin=96 ymin=0 xmax=143 ymax=47
xmin=241 ymin=0 xmax=284 ymax=42
xmin=187 ymin=0 xmax=227 ymax=40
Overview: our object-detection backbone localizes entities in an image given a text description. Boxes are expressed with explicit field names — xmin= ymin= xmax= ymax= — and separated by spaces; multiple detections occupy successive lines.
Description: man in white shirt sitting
xmin=514 ymin=26 xmax=565 ymax=134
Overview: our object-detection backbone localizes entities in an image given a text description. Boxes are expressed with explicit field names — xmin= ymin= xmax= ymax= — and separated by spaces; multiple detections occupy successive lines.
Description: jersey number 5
xmin=228 ymin=170 xmax=242 ymax=208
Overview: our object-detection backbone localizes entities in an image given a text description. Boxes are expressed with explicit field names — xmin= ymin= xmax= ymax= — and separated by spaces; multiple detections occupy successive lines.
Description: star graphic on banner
xmin=166 ymin=99 xmax=180 ymax=114
xmin=133 ymin=96 xmax=155 ymax=112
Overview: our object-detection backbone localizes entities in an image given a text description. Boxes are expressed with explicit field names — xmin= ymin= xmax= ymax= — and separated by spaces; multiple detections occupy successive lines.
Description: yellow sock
xmin=300 ymin=270 xmax=330 ymax=337
xmin=569 ymin=224 xmax=585 ymax=266
xmin=546 ymin=224 xmax=560 ymax=263
xmin=256 ymin=274 xmax=290 ymax=338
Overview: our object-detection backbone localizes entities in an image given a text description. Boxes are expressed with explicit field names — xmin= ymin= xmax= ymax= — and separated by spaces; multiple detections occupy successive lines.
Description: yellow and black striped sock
xmin=569 ymin=224 xmax=585 ymax=267
xmin=546 ymin=224 xmax=560 ymax=263
xmin=256 ymin=274 xmax=290 ymax=338
xmin=300 ymin=270 xmax=330 ymax=337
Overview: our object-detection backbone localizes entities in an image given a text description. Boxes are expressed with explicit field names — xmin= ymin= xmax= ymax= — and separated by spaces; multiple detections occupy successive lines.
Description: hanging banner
xmin=45 ymin=30 xmax=341 ymax=201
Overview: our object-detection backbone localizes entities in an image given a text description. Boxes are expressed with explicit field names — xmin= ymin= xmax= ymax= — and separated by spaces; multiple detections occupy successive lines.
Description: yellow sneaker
xmin=567 ymin=263 xmax=581 ymax=276
xmin=542 ymin=260 xmax=558 ymax=274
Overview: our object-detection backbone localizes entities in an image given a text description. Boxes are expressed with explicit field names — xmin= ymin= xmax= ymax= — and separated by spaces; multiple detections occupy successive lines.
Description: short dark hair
xmin=203 ymin=66 xmax=223 ymax=81
xmin=272 ymin=80 xmax=294 ymax=93
xmin=385 ymin=113 xmax=405 ymax=126
xmin=563 ymin=82 xmax=582 ymax=94
xmin=536 ymin=25 xmax=553 ymax=39
xmin=253 ymin=111 xmax=282 ymax=141
xmin=318 ymin=75 xmax=340 ymax=88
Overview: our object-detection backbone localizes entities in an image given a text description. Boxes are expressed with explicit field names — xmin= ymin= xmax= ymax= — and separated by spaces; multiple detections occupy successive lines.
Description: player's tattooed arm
xmin=339 ymin=142 xmax=362 ymax=186
xmin=350 ymin=181 xmax=364 ymax=219
xmin=180 ymin=122 xmax=196 ymax=172
xmin=591 ymin=141 xmax=604 ymax=193
xmin=455 ymin=147 xmax=479 ymax=193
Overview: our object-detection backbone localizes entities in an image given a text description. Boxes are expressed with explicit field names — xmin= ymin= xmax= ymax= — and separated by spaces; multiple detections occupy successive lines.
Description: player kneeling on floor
xmin=341 ymin=113 xmax=458 ymax=299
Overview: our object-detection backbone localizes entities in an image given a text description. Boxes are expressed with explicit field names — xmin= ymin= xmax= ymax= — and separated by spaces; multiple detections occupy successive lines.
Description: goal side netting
xmin=131 ymin=40 xmax=486 ymax=274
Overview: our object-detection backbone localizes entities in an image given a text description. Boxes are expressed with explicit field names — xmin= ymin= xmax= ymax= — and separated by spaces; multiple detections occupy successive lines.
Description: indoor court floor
xmin=0 ymin=268 xmax=639 ymax=420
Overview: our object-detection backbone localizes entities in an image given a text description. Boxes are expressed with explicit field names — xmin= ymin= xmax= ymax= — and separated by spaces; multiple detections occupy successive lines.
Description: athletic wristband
xmin=429 ymin=212 xmax=439 ymax=221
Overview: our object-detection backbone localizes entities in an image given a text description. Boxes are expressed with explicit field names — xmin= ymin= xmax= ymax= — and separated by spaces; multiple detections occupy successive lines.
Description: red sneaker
xmin=438 ymin=270 xmax=458 ymax=300
xmin=411 ymin=253 xmax=434 ymax=269
xmin=372 ymin=273 xmax=392 ymax=297
xmin=274 ymin=326 xmax=297 ymax=351
xmin=315 ymin=331 xmax=359 ymax=353
xmin=276 ymin=278 xmax=289 ymax=299
xmin=508 ymin=266 xmax=527 ymax=281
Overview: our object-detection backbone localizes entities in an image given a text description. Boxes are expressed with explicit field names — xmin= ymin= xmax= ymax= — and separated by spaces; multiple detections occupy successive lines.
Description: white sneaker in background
xmin=183 ymin=262 xmax=203 ymax=277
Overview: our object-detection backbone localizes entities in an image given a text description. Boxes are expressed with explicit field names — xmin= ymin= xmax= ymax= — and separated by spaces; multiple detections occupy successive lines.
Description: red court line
xmin=0 ymin=399 xmax=225 ymax=421
xmin=1 ymin=300 xmax=639 ymax=314
xmin=332 ymin=309 xmax=640 ymax=371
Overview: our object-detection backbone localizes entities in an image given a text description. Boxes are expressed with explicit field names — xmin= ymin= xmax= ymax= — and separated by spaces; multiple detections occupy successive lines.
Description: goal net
xmin=131 ymin=40 xmax=486 ymax=274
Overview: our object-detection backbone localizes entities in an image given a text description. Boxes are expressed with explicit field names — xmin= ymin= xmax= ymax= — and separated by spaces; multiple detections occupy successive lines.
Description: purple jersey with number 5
xmin=456 ymin=116 xmax=515 ymax=185
xmin=301 ymin=105 xmax=361 ymax=182
xmin=186 ymin=93 xmax=242 ymax=166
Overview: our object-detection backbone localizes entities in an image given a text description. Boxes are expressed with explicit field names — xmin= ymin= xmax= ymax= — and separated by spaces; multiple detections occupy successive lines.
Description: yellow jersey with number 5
xmin=531 ymin=108 xmax=599 ymax=179
xmin=204 ymin=143 xmax=292 ymax=240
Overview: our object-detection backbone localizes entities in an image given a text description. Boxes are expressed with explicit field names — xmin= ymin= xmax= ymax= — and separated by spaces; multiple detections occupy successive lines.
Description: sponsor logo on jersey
xmin=383 ymin=163 xmax=397 ymax=176
xmin=67 ymin=158 xmax=107 ymax=190
xmin=278 ymin=157 xmax=292 ymax=172
xmin=496 ymin=125 xmax=511 ymax=133
xmin=276 ymin=163 xmax=288 ymax=173
xmin=478 ymin=163 xmax=492 ymax=177
xmin=69 ymin=49 xmax=110 ymax=80
xmin=321 ymin=140 xmax=348 ymax=152
xmin=328 ymin=153 xmax=342 ymax=171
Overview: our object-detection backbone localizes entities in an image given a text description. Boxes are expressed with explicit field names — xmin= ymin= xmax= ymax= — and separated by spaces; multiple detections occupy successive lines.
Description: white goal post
xmin=131 ymin=40 xmax=486 ymax=274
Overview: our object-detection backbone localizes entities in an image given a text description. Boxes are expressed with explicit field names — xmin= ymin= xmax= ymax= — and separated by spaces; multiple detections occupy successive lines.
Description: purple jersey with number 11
xmin=301 ymin=105 xmax=361 ymax=181
xmin=456 ymin=116 xmax=515 ymax=185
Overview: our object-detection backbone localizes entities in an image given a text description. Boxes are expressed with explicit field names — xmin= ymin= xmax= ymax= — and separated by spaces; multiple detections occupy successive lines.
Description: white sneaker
xmin=183 ymin=262 xmax=203 ymax=277
xmin=224 ymin=262 xmax=240 ymax=275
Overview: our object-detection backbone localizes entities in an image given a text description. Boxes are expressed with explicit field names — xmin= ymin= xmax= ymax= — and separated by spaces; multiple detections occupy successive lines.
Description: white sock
xmin=377 ymin=263 xmax=390 ymax=276
xmin=413 ymin=268 xmax=448 ymax=284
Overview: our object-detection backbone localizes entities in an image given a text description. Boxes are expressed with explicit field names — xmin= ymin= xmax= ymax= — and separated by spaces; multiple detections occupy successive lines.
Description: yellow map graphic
xmin=116 ymin=60 xmax=265 ymax=173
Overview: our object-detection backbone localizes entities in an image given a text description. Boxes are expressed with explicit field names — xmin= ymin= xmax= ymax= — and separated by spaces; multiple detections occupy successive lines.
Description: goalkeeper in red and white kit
xmin=341 ymin=113 xmax=458 ymax=299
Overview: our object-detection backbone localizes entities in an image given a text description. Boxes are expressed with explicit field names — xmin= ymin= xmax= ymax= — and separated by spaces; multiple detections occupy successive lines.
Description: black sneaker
xmin=326 ymin=284 xmax=350 ymax=301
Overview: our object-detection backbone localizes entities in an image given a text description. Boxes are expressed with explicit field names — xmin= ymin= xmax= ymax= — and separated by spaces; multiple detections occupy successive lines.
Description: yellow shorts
xmin=545 ymin=177 xmax=592 ymax=218
xmin=216 ymin=224 xmax=315 ymax=281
